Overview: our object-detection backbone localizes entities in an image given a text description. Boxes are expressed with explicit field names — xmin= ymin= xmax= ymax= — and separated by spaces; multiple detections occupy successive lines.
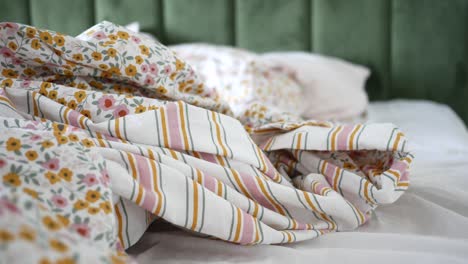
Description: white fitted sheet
xmin=130 ymin=100 xmax=468 ymax=264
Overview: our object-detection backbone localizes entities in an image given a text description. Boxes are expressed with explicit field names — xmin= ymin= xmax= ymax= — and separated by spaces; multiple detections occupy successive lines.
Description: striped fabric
xmin=0 ymin=22 xmax=412 ymax=262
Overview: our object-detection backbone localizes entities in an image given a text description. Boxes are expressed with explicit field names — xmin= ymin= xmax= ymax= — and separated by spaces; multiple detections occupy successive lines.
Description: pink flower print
xmin=51 ymin=195 xmax=68 ymax=208
xmin=100 ymin=169 xmax=110 ymax=187
xmin=149 ymin=63 xmax=158 ymax=75
xmin=21 ymin=80 xmax=32 ymax=88
xmin=83 ymin=173 xmax=98 ymax=187
xmin=0 ymin=199 xmax=19 ymax=215
xmin=98 ymin=95 xmax=116 ymax=111
xmin=131 ymin=36 xmax=141 ymax=44
xmin=144 ymin=75 xmax=154 ymax=86
xmin=12 ymin=57 xmax=22 ymax=65
xmin=0 ymin=159 xmax=6 ymax=169
xmin=93 ymin=31 xmax=107 ymax=40
xmin=72 ymin=223 xmax=91 ymax=238
xmin=0 ymin=47 xmax=15 ymax=59
xmin=141 ymin=64 xmax=148 ymax=73
xmin=164 ymin=65 xmax=171 ymax=75
xmin=113 ymin=104 xmax=129 ymax=118
xmin=2 ymin=22 xmax=19 ymax=36
xmin=42 ymin=158 xmax=60 ymax=171
xmin=30 ymin=134 xmax=42 ymax=141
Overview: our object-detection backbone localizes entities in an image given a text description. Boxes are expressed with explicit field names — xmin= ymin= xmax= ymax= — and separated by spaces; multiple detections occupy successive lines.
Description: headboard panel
xmin=1 ymin=0 xmax=467 ymax=124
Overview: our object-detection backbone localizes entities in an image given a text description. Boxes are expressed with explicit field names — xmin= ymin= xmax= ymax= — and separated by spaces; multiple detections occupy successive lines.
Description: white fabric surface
xmin=130 ymin=100 xmax=468 ymax=264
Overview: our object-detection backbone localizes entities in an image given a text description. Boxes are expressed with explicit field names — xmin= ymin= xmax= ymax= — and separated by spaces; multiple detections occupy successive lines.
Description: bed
xmin=1 ymin=0 xmax=467 ymax=263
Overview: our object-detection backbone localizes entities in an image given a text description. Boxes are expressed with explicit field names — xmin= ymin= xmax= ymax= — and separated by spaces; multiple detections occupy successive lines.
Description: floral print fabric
xmin=0 ymin=22 xmax=412 ymax=264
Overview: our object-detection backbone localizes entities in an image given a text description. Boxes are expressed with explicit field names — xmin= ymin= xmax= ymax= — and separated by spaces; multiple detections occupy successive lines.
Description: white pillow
xmin=260 ymin=52 xmax=370 ymax=121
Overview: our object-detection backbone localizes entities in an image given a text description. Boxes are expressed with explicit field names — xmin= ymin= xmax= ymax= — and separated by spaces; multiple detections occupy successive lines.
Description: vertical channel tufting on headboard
xmin=0 ymin=0 xmax=467 ymax=124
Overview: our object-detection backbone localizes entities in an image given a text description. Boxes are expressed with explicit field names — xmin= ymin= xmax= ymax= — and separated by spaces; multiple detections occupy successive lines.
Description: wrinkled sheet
xmin=130 ymin=101 xmax=468 ymax=264
xmin=0 ymin=22 xmax=412 ymax=263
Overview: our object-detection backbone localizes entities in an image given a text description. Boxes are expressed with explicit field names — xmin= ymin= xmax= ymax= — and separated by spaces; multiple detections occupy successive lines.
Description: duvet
xmin=0 ymin=22 xmax=412 ymax=263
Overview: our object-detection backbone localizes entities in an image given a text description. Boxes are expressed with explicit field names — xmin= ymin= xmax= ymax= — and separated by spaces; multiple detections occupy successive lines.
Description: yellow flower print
xmin=45 ymin=171 xmax=60 ymax=184
xmin=57 ymin=97 xmax=66 ymax=105
xmin=23 ymin=187 xmax=39 ymax=199
xmin=135 ymin=105 xmax=147 ymax=113
xmin=88 ymin=206 xmax=100 ymax=215
xmin=343 ymin=162 xmax=357 ymax=170
xmin=125 ymin=64 xmax=137 ymax=77
xmin=99 ymin=201 xmax=112 ymax=214
xmin=101 ymin=71 xmax=112 ymax=79
xmin=108 ymin=34 xmax=118 ymax=41
xmin=67 ymin=99 xmax=77 ymax=110
xmin=81 ymin=138 xmax=94 ymax=148
xmin=33 ymin=58 xmax=44 ymax=64
xmin=8 ymin=42 xmax=17 ymax=51
xmin=56 ymin=258 xmax=75 ymax=264
xmin=6 ymin=137 xmax=21 ymax=151
xmin=2 ymin=69 xmax=18 ymax=78
xmin=56 ymin=214 xmax=70 ymax=227
xmin=68 ymin=134 xmax=79 ymax=142
xmin=41 ymin=82 xmax=52 ymax=90
xmin=53 ymin=35 xmax=65 ymax=46
xmin=76 ymin=83 xmax=87 ymax=89
xmin=39 ymin=31 xmax=53 ymax=44
xmin=91 ymin=51 xmax=102 ymax=61
xmin=23 ymin=68 xmax=36 ymax=77
xmin=1 ymin=78 xmax=13 ymax=87
xmin=81 ymin=110 xmax=91 ymax=119
xmin=3 ymin=172 xmax=21 ymax=187
xmin=31 ymin=39 xmax=41 ymax=50
xmin=89 ymin=80 xmax=103 ymax=90
xmin=58 ymin=168 xmax=73 ymax=182
xmin=53 ymin=122 xmax=67 ymax=135
xmin=108 ymin=66 xmax=121 ymax=76
xmin=135 ymin=55 xmax=143 ymax=64
xmin=85 ymin=190 xmax=100 ymax=203
xmin=72 ymin=53 xmax=83 ymax=61
xmin=117 ymin=31 xmax=129 ymax=40
xmin=0 ymin=229 xmax=14 ymax=242
xmin=156 ymin=86 xmax=167 ymax=94
xmin=41 ymin=140 xmax=54 ymax=148
xmin=63 ymin=69 xmax=73 ymax=77
xmin=169 ymin=72 xmax=177 ymax=80
xmin=26 ymin=27 xmax=36 ymax=38
xmin=74 ymin=200 xmax=89 ymax=210
xmin=99 ymin=64 xmax=109 ymax=70
xmin=139 ymin=45 xmax=150 ymax=56
xmin=48 ymin=90 xmax=58 ymax=100
xmin=57 ymin=136 xmax=68 ymax=145
xmin=19 ymin=225 xmax=36 ymax=241
xmin=148 ymin=105 xmax=159 ymax=111
xmin=74 ymin=90 xmax=86 ymax=103
xmin=175 ymin=59 xmax=185 ymax=71
xmin=107 ymin=48 xmax=117 ymax=57
xmin=25 ymin=150 xmax=38 ymax=161
xmin=49 ymin=239 xmax=68 ymax=252
xmin=42 ymin=216 xmax=61 ymax=231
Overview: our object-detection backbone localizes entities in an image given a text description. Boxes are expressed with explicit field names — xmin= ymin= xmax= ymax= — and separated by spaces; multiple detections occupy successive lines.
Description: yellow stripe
xmin=320 ymin=161 xmax=327 ymax=175
xmin=217 ymin=180 xmax=223 ymax=197
xmin=348 ymin=124 xmax=362 ymax=150
xmin=135 ymin=185 xmax=144 ymax=205
xmin=160 ymin=108 xmax=170 ymax=147
xmin=392 ymin=132 xmax=404 ymax=151
xmin=211 ymin=111 xmax=228 ymax=156
xmin=296 ymin=133 xmax=302 ymax=149
xmin=363 ymin=181 xmax=373 ymax=204
xmin=284 ymin=231 xmax=292 ymax=243
xmin=126 ymin=153 xmax=138 ymax=180
xmin=254 ymin=218 xmax=260 ymax=243
xmin=114 ymin=204 xmax=124 ymax=247
xmin=148 ymin=151 xmax=163 ymax=215
xmin=230 ymin=169 xmax=253 ymax=199
xmin=177 ymin=101 xmax=190 ymax=150
xmin=95 ymin=133 xmax=106 ymax=147
xmin=32 ymin=92 xmax=39 ymax=116
xmin=330 ymin=126 xmax=343 ymax=151
xmin=79 ymin=115 xmax=86 ymax=129
xmin=190 ymin=180 xmax=199 ymax=230
xmin=303 ymin=191 xmax=336 ymax=230
xmin=255 ymin=177 xmax=285 ymax=215
xmin=62 ymin=107 xmax=71 ymax=124
xmin=263 ymin=137 xmax=274 ymax=151
xmin=215 ymin=155 xmax=226 ymax=166
xmin=233 ymin=207 xmax=242 ymax=242
xmin=252 ymin=202 xmax=259 ymax=218
xmin=355 ymin=206 xmax=365 ymax=224
xmin=333 ymin=167 xmax=341 ymax=191
xmin=169 ymin=149 xmax=178 ymax=159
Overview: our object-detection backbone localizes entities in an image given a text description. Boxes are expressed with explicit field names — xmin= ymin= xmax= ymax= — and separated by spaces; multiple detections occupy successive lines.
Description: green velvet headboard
xmin=1 ymin=0 xmax=468 ymax=124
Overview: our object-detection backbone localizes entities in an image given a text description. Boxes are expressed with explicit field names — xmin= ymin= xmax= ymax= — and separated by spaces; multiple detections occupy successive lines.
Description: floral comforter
xmin=0 ymin=22 xmax=412 ymax=264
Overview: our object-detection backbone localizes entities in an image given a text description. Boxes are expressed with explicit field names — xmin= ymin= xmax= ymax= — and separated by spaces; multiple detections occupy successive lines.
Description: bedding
xmin=0 ymin=22 xmax=412 ymax=263
xmin=130 ymin=100 xmax=468 ymax=264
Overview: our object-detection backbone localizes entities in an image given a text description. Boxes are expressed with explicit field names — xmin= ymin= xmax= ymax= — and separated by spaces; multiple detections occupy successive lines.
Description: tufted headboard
xmin=1 ymin=0 xmax=468 ymax=124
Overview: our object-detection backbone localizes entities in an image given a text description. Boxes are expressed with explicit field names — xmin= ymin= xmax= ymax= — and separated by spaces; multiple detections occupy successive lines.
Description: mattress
xmin=130 ymin=100 xmax=468 ymax=264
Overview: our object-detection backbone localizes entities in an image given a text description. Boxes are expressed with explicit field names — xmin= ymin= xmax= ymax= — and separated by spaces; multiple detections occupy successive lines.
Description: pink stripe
xmin=239 ymin=210 xmax=254 ymax=245
xmin=202 ymin=173 xmax=216 ymax=193
xmin=324 ymin=163 xmax=336 ymax=182
xmin=141 ymin=190 xmax=156 ymax=212
xmin=104 ymin=134 xmax=120 ymax=142
xmin=166 ymin=103 xmax=183 ymax=150
xmin=392 ymin=160 xmax=407 ymax=172
xmin=68 ymin=110 xmax=80 ymax=127
xmin=198 ymin=152 xmax=217 ymax=164
xmin=239 ymin=172 xmax=276 ymax=212
xmin=337 ymin=125 xmax=354 ymax=150
xmin=135 ymin=155 xmax=151 ymax=187
xmin=400 ymin=171 xmax=409 ymax=182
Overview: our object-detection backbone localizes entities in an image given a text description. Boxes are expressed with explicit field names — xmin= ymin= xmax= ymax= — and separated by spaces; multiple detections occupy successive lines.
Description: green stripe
xmin=184 ymin=175 xmax=190 ymax=228
xmin=206 ymin=111 xmax=220 ymax=155
xmin=386 ymin=128 xmax=397 ymax=151
xmin=345 ymin=200 xmax=361 ymax=226
xmin=154 ymin=110 xmax=161 ymax=146
xmin=119 ymin=198 xmax=131 ymax=246
xmin=356 ymin=125 xmax=366 ymax=150
xmin=217 ymin=114 xmax=234 ymax=158
xmin=184 ymin=103 xmax=195 ymax=150
xmin=157 ymin=162 xmax=166 ymax=217
xmin=227 ymin=203 xmax=235 ymax=241
xmin=198 ymin=184 xmax=206 ymax=233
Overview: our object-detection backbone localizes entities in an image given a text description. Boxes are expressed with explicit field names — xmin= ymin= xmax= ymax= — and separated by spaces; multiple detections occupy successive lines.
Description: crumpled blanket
xmin=0 ymin=22 xmax=412 ymax=263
